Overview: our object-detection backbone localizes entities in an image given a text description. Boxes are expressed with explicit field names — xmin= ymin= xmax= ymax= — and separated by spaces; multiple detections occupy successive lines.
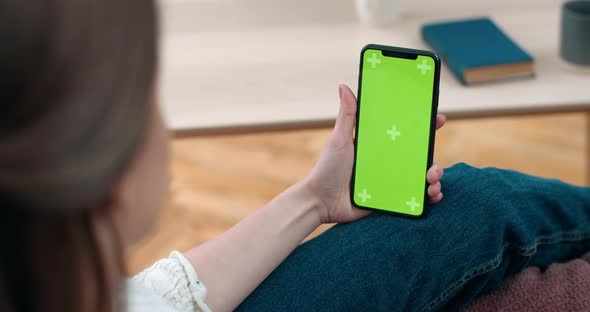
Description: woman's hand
xmin=186 ymin=85 xmax=446 ymax=311
xmin=303 ymin=84 xmax=446 ymax=224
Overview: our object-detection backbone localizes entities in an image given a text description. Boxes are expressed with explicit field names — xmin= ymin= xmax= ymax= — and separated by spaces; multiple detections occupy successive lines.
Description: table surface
xmin=159 ymin=0 xmax=590 ymax=134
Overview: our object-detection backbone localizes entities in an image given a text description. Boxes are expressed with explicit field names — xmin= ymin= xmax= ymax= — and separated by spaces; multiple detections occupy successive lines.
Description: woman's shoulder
xmin=124 ymin=279 xmax=180 ymax=312
xmin=127 ymin=251 xmax=211 ymax=312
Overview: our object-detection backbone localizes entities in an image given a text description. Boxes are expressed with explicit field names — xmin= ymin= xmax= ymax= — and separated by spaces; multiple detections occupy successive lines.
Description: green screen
xmin=353 ymin=48 xmax=436 ymax=216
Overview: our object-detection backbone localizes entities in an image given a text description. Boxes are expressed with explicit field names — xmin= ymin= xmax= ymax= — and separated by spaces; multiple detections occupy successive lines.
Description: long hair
xmin=0 ymin=0 xmax=158 ymax=311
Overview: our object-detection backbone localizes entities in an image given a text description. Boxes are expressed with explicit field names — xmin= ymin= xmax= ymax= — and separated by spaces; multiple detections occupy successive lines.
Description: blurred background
xmin=127 ymin=0 xmax=590 ymax=274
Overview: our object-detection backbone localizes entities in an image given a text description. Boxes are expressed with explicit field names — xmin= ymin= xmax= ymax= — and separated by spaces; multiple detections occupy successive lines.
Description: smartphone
xmin=351 ymin=44 xmax=441 ymax=218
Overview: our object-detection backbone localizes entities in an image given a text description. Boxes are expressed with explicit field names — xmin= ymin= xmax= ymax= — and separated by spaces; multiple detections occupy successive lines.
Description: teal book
xmin=421 ymin=17 xmax=534 ymax=85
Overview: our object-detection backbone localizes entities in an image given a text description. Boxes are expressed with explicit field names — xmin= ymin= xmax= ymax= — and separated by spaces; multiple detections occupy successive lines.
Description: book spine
xmin=421 ymin=27 xmax=467 ymax=85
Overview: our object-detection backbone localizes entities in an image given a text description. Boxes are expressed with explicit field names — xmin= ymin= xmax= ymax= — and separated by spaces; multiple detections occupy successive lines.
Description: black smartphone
xmin=351 ymin=44 xmax=441 ymax=218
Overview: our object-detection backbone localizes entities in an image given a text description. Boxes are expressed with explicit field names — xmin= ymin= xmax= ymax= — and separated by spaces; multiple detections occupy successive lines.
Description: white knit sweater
xmin=127 ymin=251 xmax=212 ymax=312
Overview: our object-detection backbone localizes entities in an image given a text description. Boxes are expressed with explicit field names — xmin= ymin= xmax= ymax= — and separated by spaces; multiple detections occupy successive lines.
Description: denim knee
xmin=440 ymin=162 xmax=590 ymax=256
xmin=439 ymin=163 xmax=541 ymax=225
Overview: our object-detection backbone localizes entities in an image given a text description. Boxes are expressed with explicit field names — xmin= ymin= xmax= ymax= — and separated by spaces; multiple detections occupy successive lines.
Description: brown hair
xmin=0 ymin=0 xmax=158 ymax=311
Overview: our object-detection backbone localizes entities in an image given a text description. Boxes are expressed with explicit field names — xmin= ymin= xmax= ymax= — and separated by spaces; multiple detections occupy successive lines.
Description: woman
xmin=3 ymin=1 xmax=590 ymax=312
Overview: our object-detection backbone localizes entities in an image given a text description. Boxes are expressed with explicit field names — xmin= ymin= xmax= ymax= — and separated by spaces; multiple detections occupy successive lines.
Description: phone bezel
xmin=350 ymin=44 xmax=441 ymax=219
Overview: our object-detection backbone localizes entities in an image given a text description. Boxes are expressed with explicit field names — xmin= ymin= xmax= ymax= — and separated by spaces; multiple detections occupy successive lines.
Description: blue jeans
xmin=236 ymin=163 xmax=590 ymax=311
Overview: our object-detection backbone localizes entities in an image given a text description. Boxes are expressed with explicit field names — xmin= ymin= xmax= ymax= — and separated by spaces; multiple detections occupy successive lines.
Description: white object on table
xmin=354 ymin=0 xmax=402 ymax=26
xmin=159 ymin=0 xmax=590 ymax=135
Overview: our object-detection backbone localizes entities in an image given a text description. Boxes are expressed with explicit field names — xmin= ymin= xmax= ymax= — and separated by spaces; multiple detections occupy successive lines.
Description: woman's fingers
xmin=428 ymin=181 xmax=441 ymax=197
xmin=436 ymin=114 xmax=446 ymax=130
xmin=335 ymin=85 xmax=357 ymax=134
xmin=429 ymin=120 xmax=445 ymax=205
xmin=427 ymin=163 xmax=444 ymax=184
xmin=427 ymin=163 xmax=444 ymax=204
xmin=329 ymin=84 xmax=358 ymax=147
xmin=430 ymin=192 xmax=444 ymax=204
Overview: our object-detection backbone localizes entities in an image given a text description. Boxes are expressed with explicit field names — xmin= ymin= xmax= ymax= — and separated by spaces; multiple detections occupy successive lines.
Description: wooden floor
xmin=126 ymin=112 xmax=587 ymax=274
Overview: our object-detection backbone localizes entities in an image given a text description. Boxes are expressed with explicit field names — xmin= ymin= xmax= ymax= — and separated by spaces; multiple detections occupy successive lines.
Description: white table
xmin=159 ymin=0 xmax=590 ymax=135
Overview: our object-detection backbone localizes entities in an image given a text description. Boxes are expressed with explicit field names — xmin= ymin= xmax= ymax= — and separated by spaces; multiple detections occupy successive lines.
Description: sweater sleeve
xmin=131 ymin=251 xmax=212 ymax=312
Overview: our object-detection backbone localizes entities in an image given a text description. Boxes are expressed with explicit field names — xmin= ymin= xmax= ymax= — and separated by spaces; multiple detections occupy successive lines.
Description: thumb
xmin=331 ymin=84 xmax=357 ymax=145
